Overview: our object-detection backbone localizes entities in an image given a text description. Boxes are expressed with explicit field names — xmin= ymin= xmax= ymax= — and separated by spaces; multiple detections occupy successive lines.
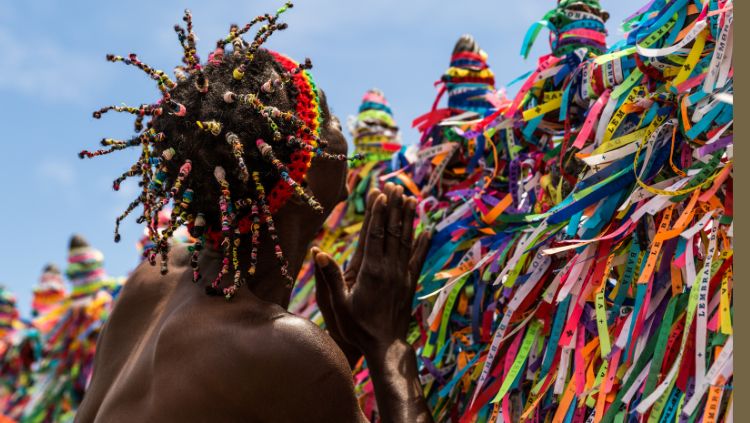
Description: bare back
xmin=76 ymin=246 xmax=365 ymax=423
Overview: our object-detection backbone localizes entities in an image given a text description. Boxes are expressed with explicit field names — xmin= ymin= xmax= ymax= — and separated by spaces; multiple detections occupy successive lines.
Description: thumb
xmin=409 ymin=232 xmax=431 ymax=292
xmin=313 ymin=250 xmax=335 ymax=312
xmin=313 ymin=249 xmax=347 ymax=307
xmin=312 ymin=248 xmax=345 ymax=341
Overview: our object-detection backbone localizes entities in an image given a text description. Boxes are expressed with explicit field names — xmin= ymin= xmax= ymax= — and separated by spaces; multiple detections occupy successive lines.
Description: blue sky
xmin=0 ymin=1 xmax=633 ymax=316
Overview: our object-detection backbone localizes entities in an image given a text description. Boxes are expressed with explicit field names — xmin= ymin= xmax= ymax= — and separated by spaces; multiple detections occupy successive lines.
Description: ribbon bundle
xmin=304 ymin=1 xmax=734 ymax=422
xmin=408 ymin=1 xmax=733 ymax=421
xmin=0 ymin=288 xmax=40 ymax=421
xmin=31 ymin=265 xmax=67 ymax=320
xmin=15 ymin=239 xmax=124 ymax=422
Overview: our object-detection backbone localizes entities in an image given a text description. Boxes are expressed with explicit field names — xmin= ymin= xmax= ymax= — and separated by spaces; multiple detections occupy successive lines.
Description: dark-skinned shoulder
xmin=77 ymin=246 xmax=192 ymax=422
xmin=210 ymin=312 xmax=367 ymax=422
xmin=93 ymin=244 xmax=190 ymax=370
xmin=116 ymin=244 xmax=191 ymax=299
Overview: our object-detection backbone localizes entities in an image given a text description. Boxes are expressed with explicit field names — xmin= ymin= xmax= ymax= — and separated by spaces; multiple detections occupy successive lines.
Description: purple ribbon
xmin=695 ymin=135 xmax=732 ymax=158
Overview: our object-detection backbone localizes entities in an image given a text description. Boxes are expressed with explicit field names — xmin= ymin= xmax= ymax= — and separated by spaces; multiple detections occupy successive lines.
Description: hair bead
xmin=166 ymin=101 xmax=187 ymax=116
xmin=161 ymin=147 xmax=176 ymax=161
xmin=232 ymin=66 xmax=246 ymax=80
xmin=194 ymin=75 xmax=210 ymax=93
xmin=169 ymin=160 xmax=192 ymax=198
xmin=223 ymin=91 xmax=237 ymax=103
xmin=197 ymin=120 xmax=223 ymax=136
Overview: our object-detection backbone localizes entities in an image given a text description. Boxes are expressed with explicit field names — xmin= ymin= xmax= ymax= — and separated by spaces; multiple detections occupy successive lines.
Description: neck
xmin=197 ymin=230 xmax=309 ymax=309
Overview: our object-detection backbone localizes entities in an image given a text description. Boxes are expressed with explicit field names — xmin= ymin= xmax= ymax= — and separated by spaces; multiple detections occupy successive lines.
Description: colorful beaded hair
xmin=80 ymin=3 xmax=352 ymax=299
xmin=136 ymin=209 xmax=193 ymax=262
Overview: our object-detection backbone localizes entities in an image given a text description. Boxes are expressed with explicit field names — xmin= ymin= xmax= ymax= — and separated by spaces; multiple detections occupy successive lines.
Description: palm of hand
xmin=313 ymin=183 xmax=430 ymax=355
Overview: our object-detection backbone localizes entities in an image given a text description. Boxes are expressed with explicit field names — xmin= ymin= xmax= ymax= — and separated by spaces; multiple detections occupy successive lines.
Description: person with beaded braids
xmin=75 ymin=4 xmax=432 ymax=423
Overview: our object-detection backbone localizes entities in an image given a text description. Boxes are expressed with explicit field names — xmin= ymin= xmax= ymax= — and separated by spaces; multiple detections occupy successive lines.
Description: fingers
xmin=385 ymin=185 xmax=405 ymax=256
xmin=347 ymin=189 xmax=379 ymax=276
xmin=313 ymin=248 xmax=347 ymax=307
xmin=398 ymin=197 xmax=417 ymax=270
xmin=408 ymin=232 xmax=431 ymax=292
xmin=312 ymin=248 xmax=342 ymax=335
xmin=363 ymin=193 xmax=387 ymax=262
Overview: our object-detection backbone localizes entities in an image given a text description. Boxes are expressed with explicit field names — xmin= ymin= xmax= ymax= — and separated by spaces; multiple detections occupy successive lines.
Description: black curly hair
xmin=79 ymin=3 xmax=352 ymax=299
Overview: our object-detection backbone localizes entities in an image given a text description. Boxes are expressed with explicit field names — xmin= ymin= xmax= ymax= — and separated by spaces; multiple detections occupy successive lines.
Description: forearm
xmin=365 ymin=340 xmax=433 ymax=423
xmin=334 ymin=336 xmax=362 ymax=369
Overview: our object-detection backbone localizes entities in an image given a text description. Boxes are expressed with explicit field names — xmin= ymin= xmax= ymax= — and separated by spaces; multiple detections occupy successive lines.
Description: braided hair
xmin=80 ymin=3 xmax=354 ymax=299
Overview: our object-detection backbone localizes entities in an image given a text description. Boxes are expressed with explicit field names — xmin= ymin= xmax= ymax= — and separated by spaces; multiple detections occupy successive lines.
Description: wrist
xmin=362 ymin=338 xmax=433 ymax=423
xmin=363 ymin=338 xmax=412 ymax=365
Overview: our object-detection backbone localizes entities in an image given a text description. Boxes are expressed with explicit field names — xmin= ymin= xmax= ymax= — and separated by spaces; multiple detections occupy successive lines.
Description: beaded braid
xmin=79 ymin=140 xmax=138 ymax=159
xmin=251 ymin=171 xmax=293 ymax=287
xmin=154 ymin=163 xmax=193 ymax=274
xmin=228 ymin=3 xmax=293 ymax=81
xmin=209 ymin=166 xmax=234 ymax=295
xmin=114 ymin=194 xmax=145 ymax=243
xmin=80 ymin=2 xmax=356 ymax=300
xmin=106 ymin=54 xmax=176 ymax=96
xmin=92 ymin=103 xmax=160 ymax=121
xmin=112 ymin=163 xmax=142 ymax=191
xmin=137 ymin=130 xmax=158 ymax=258
xmin=157 ymin=190 xmax=193 ymax=261
xmin=248 ymin=205 xmax=260 ymax=278
xmin=226 ymin=133 xmax=250 ymax=182
xmin=189 ymin=213 xmax=206 ymax=282
xmin=185 ymin=12 xmax=201 ymax=70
